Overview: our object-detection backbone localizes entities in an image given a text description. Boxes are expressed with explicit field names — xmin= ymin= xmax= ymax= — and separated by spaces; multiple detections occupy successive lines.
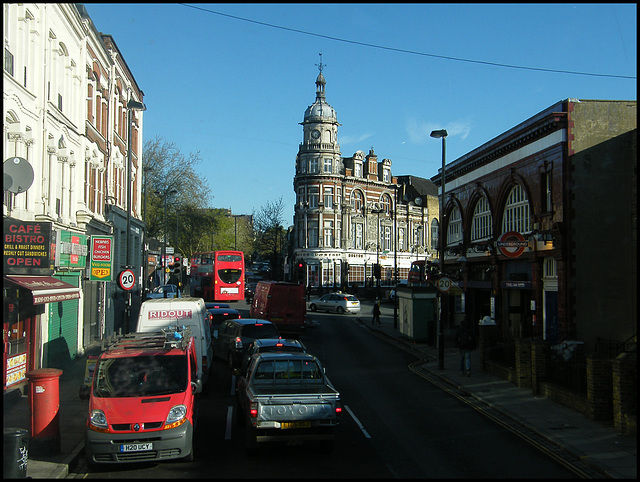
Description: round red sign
xmin=117 ymin=269 xmax=136 ymax=291
xmin=496 ymin=231 xmax=528 ymax=258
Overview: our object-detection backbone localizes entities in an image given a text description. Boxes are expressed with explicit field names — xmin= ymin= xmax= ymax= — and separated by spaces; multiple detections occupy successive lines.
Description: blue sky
xmin=84 ymin=3 xmax=637 ymax=224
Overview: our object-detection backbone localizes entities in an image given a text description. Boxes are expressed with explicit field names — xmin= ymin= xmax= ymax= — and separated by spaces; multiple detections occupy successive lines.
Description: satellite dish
xmin=3 ymin=157 xmax=34 ymax=193
xmin=414 ymin=196 xmax=424 ymax=206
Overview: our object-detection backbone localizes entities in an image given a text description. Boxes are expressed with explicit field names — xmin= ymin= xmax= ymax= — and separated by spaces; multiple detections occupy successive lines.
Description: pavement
xmin=2 ymin=302 xmax=636 ymax=479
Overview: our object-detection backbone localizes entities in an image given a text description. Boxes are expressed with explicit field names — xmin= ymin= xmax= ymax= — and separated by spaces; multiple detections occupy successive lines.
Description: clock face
xmin=311 ymin=129 xmax=320 ymax=139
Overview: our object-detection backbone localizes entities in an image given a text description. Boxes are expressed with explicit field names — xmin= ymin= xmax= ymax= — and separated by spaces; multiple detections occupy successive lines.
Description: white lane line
xmin=344 ymin=404 xmax=372 ymax=439
xmin=230 ymin=375 xmax=236 ymax=396
xmin=225 ymin=406 xmax=233 ymax=440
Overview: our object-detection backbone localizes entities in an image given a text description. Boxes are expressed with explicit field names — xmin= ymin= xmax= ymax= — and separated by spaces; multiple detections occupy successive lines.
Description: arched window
xmin=502 ymin=184 xmax=531 ymax=234
xmin=471 ymin=195 xmax=493 ymax=241
xmin=380 ymin=193 xmax=392 ymax=214
xmin=431 ymin=218 xmax=439 ymax=250
xmin=351 ymin=190 xmax=364 ymax=214
xmin=447 ymin=206 xmax=462 ymax=247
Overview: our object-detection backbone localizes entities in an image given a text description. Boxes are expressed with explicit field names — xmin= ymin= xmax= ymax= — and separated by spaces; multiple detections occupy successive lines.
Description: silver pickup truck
xmin=235 ymin=352 xmax=342 ymax=454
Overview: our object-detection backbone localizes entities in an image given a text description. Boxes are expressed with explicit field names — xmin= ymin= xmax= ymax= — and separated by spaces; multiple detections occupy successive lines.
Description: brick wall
xmin=515 ymin=338 xmax=532 ymax=388
xmin=586 ymin=356 xmax=613 ymax=421
xmin=612 ymin=352 xmax=637 ymax=435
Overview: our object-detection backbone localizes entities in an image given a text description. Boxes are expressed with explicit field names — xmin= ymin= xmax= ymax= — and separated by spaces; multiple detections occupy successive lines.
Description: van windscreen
xmin=93 ymin=355 xmax=187 ymax=398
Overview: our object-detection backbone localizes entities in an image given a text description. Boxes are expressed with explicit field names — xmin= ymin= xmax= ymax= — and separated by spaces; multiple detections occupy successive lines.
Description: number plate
xmin=281 ymin=421 xmax=311 ymax=429
xmin=120 ymin=443 xmax=153 ymax=452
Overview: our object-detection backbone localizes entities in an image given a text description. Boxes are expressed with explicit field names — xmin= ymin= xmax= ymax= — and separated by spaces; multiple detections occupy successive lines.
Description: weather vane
xmin=315 ymin=52 xmax=325 ymax=73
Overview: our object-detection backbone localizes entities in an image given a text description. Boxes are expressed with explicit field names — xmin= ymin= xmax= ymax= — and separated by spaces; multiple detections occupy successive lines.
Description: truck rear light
xmin=250 ymin=403 xmax=258 ymax=418
xmin=235 ymin=336 xmax=243 ymax=349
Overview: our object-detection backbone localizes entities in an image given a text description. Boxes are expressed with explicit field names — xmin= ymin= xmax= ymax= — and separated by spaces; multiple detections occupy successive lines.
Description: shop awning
xmin=4 ymin=275 xmax=81 ymax=304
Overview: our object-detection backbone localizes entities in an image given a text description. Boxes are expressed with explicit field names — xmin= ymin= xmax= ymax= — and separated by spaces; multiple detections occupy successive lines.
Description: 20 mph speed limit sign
xmin=117 ymin=269 xmax=135 ymax=291
xmin=437 ymin=277 xmax=453 ymax=293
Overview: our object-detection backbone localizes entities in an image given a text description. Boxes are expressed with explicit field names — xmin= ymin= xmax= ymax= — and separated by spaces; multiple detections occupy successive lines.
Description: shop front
xmin=3 ymin=218 xmax=82 ymax=394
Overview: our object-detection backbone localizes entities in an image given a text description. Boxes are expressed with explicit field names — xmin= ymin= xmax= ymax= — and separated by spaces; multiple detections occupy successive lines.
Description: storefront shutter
xmin=46 ymin=274 xmax=80 ymax=369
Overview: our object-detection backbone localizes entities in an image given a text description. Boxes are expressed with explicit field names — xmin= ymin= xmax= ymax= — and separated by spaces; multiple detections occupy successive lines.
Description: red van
xmin=250 ymin=281 xmax=307 ymax=335
xmin=81 ymin=326 xmax=202 ymax=464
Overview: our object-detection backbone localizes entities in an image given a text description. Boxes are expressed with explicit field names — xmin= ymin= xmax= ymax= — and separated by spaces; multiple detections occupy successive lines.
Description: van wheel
xmin=336 ymin=306 xmax=345 ymax=314
xmin=309 ymin=304 xmax=317 ymax=312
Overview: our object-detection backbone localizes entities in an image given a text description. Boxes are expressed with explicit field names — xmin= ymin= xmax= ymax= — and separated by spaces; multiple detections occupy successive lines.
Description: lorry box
xmin=250 ymin=282 xmax=307 ymax=335
xmin=136 ymin=297 xmax=212 ymax=383
xmin=81 ymin=326 xmax=202 ymax=464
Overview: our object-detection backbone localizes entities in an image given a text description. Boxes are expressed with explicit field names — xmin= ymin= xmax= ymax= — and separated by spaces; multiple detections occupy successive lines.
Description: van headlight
xmin=89 ymin=409 xmax=108 ymax=432
xmin=164 ymin=405 xmax=187 ymax=429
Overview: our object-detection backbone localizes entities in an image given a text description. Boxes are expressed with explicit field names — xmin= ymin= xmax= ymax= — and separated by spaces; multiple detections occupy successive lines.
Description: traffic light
xmin=374 ymin=263 xmax=381 ymax=280
xmin=173 ymin=255 xmax=182 ymax=277
xmin=296 ymin=260 xmax=305 ymax=283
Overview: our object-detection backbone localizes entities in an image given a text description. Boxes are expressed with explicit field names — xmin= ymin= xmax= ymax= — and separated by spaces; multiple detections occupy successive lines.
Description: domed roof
xmin=303 ymin=70 xmax=337 ymax=123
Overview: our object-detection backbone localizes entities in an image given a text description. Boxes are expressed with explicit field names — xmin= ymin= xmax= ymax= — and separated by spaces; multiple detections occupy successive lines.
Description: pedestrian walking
xmin=372 ymin=299 xmax=381 ymax=325
xmin=456 ymin=318 xmax=476 ymax=376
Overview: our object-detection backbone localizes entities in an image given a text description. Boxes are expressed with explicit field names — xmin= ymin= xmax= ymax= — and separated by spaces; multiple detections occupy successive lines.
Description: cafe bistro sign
xmin=3 ymin=218 xmax=53 ymax=275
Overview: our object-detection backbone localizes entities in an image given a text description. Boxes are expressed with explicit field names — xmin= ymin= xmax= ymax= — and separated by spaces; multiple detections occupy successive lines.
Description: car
xmin=206 ymin=307 xmax=241 ymax=338
xmin=145 ymin=284 xmax=181 ymax=299
xmin=212 ymin=318 xmax=280 ymax=371
xmin=239 ymin=337 xmax=307 ymax=374
xmin=308 ymin=292 xmax=361 ymax=314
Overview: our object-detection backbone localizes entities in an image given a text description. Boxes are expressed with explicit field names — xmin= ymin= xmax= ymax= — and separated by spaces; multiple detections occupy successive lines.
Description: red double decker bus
xmin=190 ymin=251 xmax=245 ymax=302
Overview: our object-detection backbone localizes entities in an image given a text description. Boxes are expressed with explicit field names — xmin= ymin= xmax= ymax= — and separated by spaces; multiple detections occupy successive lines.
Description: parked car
xmin=212 ymin=318 xmax=280 ymax=371
xmin=146 ymin=284 xmax=181 ymax=300
xmin=308 ymin=292 xmax=360 ymax=314
xmin=207 ymin=307 xmax=241 ymax=338
xmin=239 ymin=337 xmax=306 ymax=374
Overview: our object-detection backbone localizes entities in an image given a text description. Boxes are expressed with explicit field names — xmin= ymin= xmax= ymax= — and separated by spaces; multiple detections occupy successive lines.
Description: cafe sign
xmin=90 ymin=235 xmax=114 ymax=281
xmin=3 ymin=218 xmax=53 ymax=275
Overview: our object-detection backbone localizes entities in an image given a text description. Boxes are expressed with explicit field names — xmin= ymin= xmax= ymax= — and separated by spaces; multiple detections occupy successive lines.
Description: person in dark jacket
xmin=456 ymin=318 xmax=476 ymax=376
xmin=372 ymin=299 xmax=381 ymax=325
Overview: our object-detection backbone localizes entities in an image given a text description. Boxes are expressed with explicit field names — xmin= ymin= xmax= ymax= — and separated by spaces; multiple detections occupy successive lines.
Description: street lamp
xmin=142 ymin=166 xmax=153 ymax=296
xmin=125 ymin=98 xmax=146 ymax=333
xmin=154 ymin=188 xmax=178 ymax=290
xmin=370 ymin=203 xmax=385 ymax=301
xmin=430 ymin=128 xmax=447 ymax=370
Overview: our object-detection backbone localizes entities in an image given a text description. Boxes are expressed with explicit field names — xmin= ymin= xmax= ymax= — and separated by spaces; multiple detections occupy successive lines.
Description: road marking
xmin=230 ymin=375 xmax=236 ymax=396
xmin=345 ymin=404 xmax=371 ymax=439
xmin=225 ymin=406 xmax=233 ymax=440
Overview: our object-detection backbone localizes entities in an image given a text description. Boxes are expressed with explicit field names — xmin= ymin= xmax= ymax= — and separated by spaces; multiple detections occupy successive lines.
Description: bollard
xmin=3 ymin=428 xmax=29 ymax=478
xmin=26 ymin=368 xmax=63 ymax=456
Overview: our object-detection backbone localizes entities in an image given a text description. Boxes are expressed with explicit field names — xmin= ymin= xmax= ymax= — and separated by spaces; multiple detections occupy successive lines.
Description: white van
xmin=136 ymin=297 xmax=213 ymax=383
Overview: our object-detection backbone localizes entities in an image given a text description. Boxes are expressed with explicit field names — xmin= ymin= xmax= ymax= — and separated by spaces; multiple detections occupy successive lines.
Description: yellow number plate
xmin=281 ymin=421 xmax=311 ymax=429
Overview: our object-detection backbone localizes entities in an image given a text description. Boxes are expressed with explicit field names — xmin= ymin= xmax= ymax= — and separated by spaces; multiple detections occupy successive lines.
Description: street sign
xmin=117 ymin=269 xmax=135 ymax=291
xmin=437 ymin=276 xmax=453 ymax=293
xmin=90 ymin=235 xmax=114 ymax=281
xmin=496 ymin=231 xmax=528 ymax=258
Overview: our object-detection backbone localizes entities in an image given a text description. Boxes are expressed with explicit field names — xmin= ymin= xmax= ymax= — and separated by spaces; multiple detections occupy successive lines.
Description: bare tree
xmin=252 ymin=197 xmax=287 ymax=280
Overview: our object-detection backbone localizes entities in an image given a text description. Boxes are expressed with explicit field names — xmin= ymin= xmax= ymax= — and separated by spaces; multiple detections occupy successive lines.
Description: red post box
xmin=26 ymin=368 xmax=62 ymax=456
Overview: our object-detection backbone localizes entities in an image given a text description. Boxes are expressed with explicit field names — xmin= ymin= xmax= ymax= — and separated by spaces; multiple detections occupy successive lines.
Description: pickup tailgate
xmin=249 ymin=387 xmax=340 ymax=423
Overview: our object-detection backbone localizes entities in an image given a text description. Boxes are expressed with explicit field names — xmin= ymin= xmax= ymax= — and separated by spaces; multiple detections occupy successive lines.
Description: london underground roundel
xmin=496 ymin=231 xmax=528 ymax=258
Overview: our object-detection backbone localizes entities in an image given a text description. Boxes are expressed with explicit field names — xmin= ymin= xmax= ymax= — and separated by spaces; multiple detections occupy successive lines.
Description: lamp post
xmin=142 ymin=166 xmax=153 ymax=297
xmin=155 ymin=188 xmax=178 ymax=290
xmin=125 ymin=98 xmax=146 ymax=333
xmin=431 ymin=128 xmax=447 ymax=370
xmin=370 ymin=203 xmax=384 ymax=301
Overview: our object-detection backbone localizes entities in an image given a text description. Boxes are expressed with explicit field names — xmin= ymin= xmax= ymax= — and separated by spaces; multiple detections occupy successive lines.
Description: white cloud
xmin=339 ymin=132 xmax=374 ymax=146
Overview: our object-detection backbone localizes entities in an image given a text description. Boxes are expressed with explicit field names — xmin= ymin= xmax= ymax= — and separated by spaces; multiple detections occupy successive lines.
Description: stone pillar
xmin=531 ymin=339 xmax=549 ymax=396
xmin=515 ymin=338 xmax=532 ymax=388
xmin=586 ymin=355 xmax=613 ymax=421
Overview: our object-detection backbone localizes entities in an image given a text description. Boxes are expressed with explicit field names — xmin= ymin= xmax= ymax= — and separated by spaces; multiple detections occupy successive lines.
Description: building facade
xmin=432 ymin=99 xmax=636 ymax=353
xmin=3 ymin=4 xmax=145 ymax=393
xmin=292 ymin=65 xmax=439 ymax=293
